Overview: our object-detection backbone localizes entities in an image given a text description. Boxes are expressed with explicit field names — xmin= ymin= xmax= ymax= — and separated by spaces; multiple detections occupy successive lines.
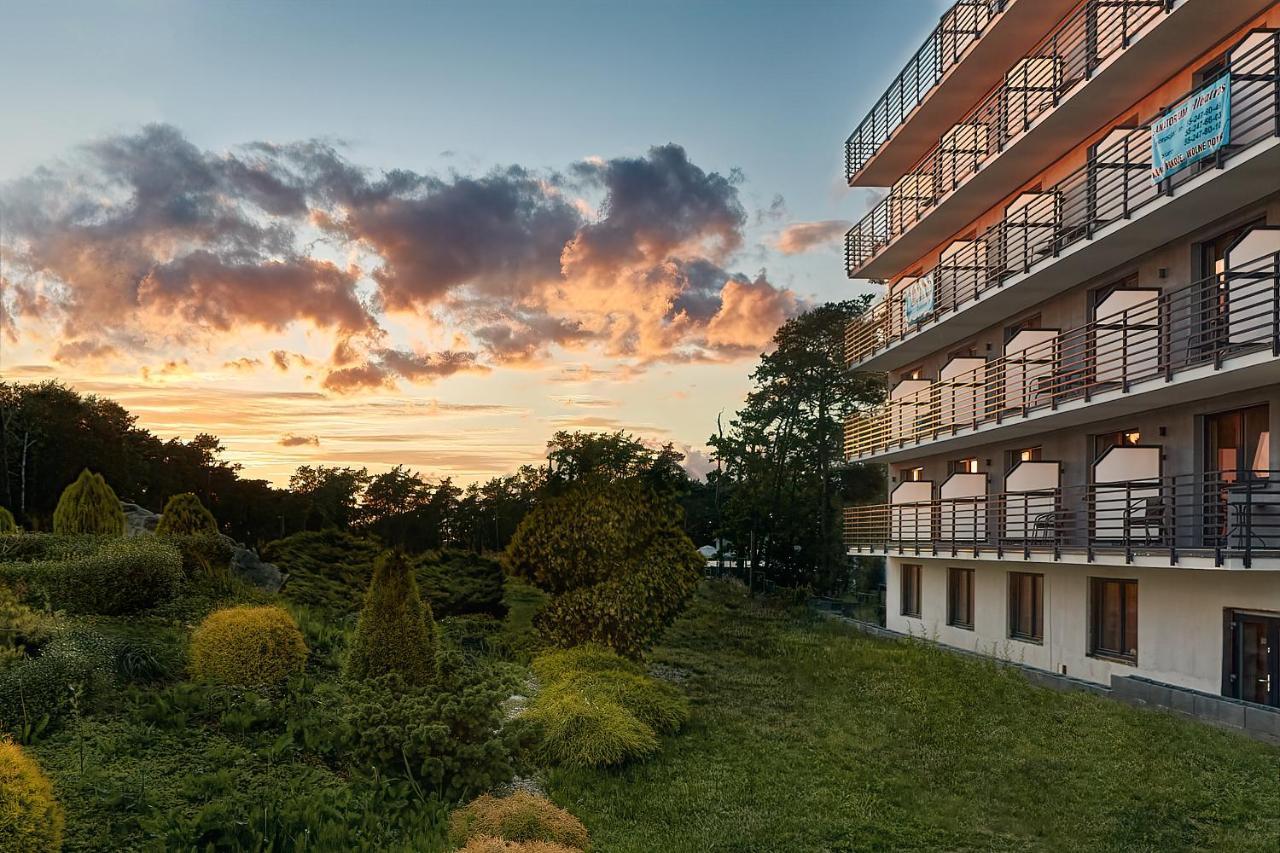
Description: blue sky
xmin=0 ymin=0 xmax=951 ymax=483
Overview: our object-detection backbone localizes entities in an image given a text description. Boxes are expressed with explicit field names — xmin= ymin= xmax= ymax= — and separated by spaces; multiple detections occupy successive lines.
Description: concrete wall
xmin=886 ymin=556 xmax=1280 ymax=693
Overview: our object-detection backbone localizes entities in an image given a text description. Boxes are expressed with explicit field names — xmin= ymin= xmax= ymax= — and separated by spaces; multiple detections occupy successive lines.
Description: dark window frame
xmin=947 ymin=567 xmax=975 ymax=630
xmin=1088 ymin=577 xmax=1138 ymax=665
xmin=900 ymin=564 xmax=922 ymax=618
xmin=1008 ymin=572 xmax=1044 ymax=644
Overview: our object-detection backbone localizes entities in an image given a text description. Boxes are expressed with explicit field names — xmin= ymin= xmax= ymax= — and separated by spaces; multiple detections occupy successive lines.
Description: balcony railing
xmin=845 ymin=1 xmax=1007 ymax=182
xmin=846 ymin=26 xmax=1280 ymax=365
xmin=844 ymin=252 xmax=1280 ymax=459
xmin=845 ymin=469 xmax=1280 ymax=568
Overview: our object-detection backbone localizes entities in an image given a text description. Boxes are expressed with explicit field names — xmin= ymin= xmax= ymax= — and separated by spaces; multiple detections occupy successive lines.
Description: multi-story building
xmin=842 ymin=0 xmax=1280 ymax=709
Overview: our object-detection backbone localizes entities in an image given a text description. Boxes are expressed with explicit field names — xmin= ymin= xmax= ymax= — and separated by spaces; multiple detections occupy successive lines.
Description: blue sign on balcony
xmin=1151 ymin=75 xmax=1231 ymax=183
xmin=902 ymin=275 xmax=935 ymax=326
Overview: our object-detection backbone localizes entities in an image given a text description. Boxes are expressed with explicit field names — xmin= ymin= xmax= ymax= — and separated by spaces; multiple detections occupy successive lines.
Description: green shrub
xmin=524 ymin=688 xmax=658 ymax=768
xmin=450 ymin=791 xmax=589 ymax=849
xmin=545 ymin=669 xmax=688 ymax=735
xmin=0 ymin=507 xmax=17 ymax=534
xmin=417 ymin=549 xmax=508 ymax=619
xmin=52 ymin=469 xmax=125 ymax=535
xmin=530 ymin=644 xmax=643 ymax=685
xmin=504 ymin=480 xmax=702 ymax=657
xmin=0 ymin=534 xmax=95 ymax=564
xmin=189 ymin=605 xmax=308 ymax=687
xmin=168 ymin=532 xmax=234 ymax=590
xmin=0 ymin=739 xmax=64 ymax=851
xmin=345 ymin=551 xmax=437 ymax=686
xmin=155 ymin=492 xmax=219 ymax=536
xmin=264 ymin=529 xmax=381 ymax=613
xmin=0 ymin=628 xmax=115 ymax=739
xmin=0 ymin=536 xmax=183 ymax=615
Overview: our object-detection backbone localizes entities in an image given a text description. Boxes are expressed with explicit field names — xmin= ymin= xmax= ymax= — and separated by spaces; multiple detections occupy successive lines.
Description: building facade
xmin=843 ymin=0 xmax=1280 ymax=705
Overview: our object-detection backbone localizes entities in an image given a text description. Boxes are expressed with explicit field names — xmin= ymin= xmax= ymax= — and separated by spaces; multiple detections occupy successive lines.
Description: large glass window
xmin=1008 ymin=573 xmax=1044 ymax=643
xmin=1206 ymin=405 xmax=1270 ymax=481
xmin=900 ymin=564 xmax=922 ymax=618
xmin=1089 ymin=578 xmax=1138 ymax=664
xmin=947 ymin=568 xmax=975 ymax=630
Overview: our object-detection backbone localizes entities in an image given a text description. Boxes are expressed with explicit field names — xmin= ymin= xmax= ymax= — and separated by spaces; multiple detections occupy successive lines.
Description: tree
xmin=346 ymin=550 xmax=438 ymax=686
xmin=155 ymin=492 xmax=219 ymax=536
xmin=52 ymin=469 xmax=126 ymax=535
xmin=360 ymin=466 xmax=430 ymax=547
xmin=289 ymin=465 xmax=371 ymax=531
xmin=709 ymin=300 xmax=884 ymax=592
xmin=545 ymin=431 xmax=686 ymax=498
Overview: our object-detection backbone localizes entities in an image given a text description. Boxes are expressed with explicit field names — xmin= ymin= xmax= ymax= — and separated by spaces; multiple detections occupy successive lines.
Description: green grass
xmin=546 ymin=582 xmax=1280 ymax=852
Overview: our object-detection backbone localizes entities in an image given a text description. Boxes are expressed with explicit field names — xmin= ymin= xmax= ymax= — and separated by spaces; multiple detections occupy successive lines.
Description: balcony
xmin=844 ymin=248 xmax=1280 ymax=462
xmin=845 ymin=27 xmax=1280 ymax=371
xmin=844 ymin=466 xmax=1280 ymax=570
xmin=846 ymin=0 xmax=1277 ymax=280
xmin=846 ymin=0 xmax=1080 ymax=187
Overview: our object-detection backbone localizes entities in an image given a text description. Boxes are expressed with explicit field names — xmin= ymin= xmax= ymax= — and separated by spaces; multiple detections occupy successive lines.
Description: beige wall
xmin=887 ymin=556 xmax=1280 ymax=692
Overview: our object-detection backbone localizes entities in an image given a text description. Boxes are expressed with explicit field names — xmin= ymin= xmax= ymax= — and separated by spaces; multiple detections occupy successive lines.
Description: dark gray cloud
xmin=321 ymin=348 xmax=483 ymax=393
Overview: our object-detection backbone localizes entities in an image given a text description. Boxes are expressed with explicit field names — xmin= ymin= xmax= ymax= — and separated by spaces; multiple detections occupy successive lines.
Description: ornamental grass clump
xmin=449 ymin=791 xmax=590 ymax=850
xmin=345 ymin=550 xmax=437 ymax=686
xmin=529 ymin=644 xmax=644 ymax=685
xmin=155 ymin=492 xmax=219 ymax=536
xmin=0 ymin=739 xmax=64 ymax=852
xmin=523 ymin=688 xmax=659 ymax=768
xmin=545 ymin=668 xmax=689 ymax=735
xmin=0 ymin=507 xmax=17 ymax=534
xmin=189 ymin=605 xmax=308 ymax=687
xmin=52 ymin=469 xmax=126 ymax=535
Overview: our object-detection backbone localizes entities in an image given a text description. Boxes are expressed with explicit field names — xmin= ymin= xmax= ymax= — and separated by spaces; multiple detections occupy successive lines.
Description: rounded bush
xmin=531 ymin=644 xmax=643 ymax=685
xmin=52 ymin=469 xmax=125 ymax=536
xmin=524 ymin=690 xmax=658 ymax=768
xmin=547 ymin=669 xmax=689 ymax=735
xmin=459 ymin=838 xmax=582 ymax=853
xmin=0 ymin=536 xmax=184 ymax=616
xmin=155 ymin=492 xmax=218 ymax=536
xmin=345 ymin=551 xmax=436 ymax=686
xmin=0 ymin=507 xmax=18 ymax=534
xmin=0 ymin=739 xmax=65 ymax=851
xmin=189 ymin=605 xmax=308 ymax=687
xmin=449 ymin=791 xmax=589 ymax=849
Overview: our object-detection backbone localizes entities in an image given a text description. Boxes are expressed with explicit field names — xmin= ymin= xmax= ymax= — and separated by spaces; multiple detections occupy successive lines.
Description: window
xmin=1093 ymin=429 xmax=1141 ymax=460
xmin=1008 ymin=572 xmax=1044 ymax=643
xmin=947 ymin=568 xmax=975 ymax=630
xmin=901 ymin=466 xmax=925 ymax=482
xmin=900 ymin=564 xmax=922 ymax=618
xmin=1206 ymin=405 xmax=1270 ymax=481
xmin=1004 ymin=313 xmax=1041 ymax=344
xmin=1091 ymin=274 xmax=1140 ymax=313
xmin=947 ymin=344 xmax=978 ymax=361
xmin=901 ymin=366 xmax=925 ymax=380
xmin=949 ymin=457 xmax=980 ymax=475
xmin=1089 ymin=578 xmax=1138 ymax=664
xmin=1007 ymin=446 xmax=1042 ymax=470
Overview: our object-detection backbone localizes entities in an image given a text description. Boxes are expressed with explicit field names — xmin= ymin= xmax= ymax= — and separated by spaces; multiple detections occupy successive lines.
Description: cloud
xmin=224 ymin=356 xmax=263 ymax=371
xmin=704 ymin=275 xmax=799 ymax=354
xmin=279 ymin=433 xmax=320 ymax=447
xmin=322 ymin=348 xmax=484 ymax=393
xmin=774 ymin=220 xmax=851 ymax=254
xmin=53 ymin=339 xmax=118 ymax=363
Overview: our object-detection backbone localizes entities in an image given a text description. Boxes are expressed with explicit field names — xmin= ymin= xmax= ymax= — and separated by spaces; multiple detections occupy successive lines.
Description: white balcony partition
xmin=937 ymin=239 xmax=988 ymax=306
xmin=1092 ymin=446 xmax=1162 ymax=541
xmin=891 ymin=481 xmax=934 ymax=541
xmin=891 ymin=172 xmax=936 ymax=235
xmin=1229 ymin=31 xmax=1280 ymax=150
xmin=1003 ymin=461 xmax=1060 ymax=541
xmin=1003 ymin=328 xmax=1058 ymax=412
xmin=890 ymin=378 xmax=933 ymax=446
xmin=1226 ymin=227 xmax=1280 ymax=345
xmin=938 ymin=122 xmax=992 ymax=191
xmin=1004 ymin=191 xmax=1060 ymax=271
xmin=939 ymin=472 xmax=987 ymax=541
xmin=938 ymin=356 xmax=987 ymax=431
xmin=1004 ymin=56 xmax=1060 ymax=139
xmin=1094 ymin=289 xmax=1160 ymax=385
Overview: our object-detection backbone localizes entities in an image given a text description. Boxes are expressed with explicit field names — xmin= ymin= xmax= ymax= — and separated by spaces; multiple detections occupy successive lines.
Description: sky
xmin=0 ymin=0 xmax=949 ymax=486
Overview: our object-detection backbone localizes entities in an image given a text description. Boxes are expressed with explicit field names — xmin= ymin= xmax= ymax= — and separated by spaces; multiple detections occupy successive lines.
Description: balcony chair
xmin=1123 ymin=494 xmax=1170 ymax=546
xmin=1226 ymin=478 xmax=1280 ymax=551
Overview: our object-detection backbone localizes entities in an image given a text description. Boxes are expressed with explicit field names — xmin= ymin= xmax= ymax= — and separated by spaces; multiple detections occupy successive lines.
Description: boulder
xmin=121 ymin=502 xmax=160 ymax=537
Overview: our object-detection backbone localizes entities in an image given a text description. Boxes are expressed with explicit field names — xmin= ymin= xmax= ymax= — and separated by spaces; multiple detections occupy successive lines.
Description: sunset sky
xmin=0 ymin=0 xmax=948 ymax=486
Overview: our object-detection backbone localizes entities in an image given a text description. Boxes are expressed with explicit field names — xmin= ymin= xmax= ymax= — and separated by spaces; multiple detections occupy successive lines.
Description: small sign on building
xmin=1151 ymin=75 xmax=1231 ymax=184
xmin=902 ymin=275 xmax=935 ymax=326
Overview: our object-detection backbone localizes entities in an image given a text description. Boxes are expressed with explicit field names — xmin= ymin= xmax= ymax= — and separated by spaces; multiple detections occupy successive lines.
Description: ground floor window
xmin=1089 ymin=578 xmax=1137 ymax=664
xmin=947 ymin=567 xmax=974 ymax=630
xmin=900 ymin=564 xmax=922 ymax=618
xmin=1008 ymin=572 xmax=1043 ymax=643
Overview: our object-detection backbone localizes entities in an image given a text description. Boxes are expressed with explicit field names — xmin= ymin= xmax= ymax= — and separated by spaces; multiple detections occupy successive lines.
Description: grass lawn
xmin=546 ymin=583 xmax=1280 ymax=852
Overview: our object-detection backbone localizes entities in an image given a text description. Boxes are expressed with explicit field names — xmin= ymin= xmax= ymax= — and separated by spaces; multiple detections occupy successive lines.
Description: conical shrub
xmin=52 ymin=469 xmax=126 ymax=535
xmin=0 ymin=739 xmax=65 ymax=851
xmin=345 ymin=550 xmax=437 ymax=686
xmin=0 ymin=507 xmax=17 ymax=534
xmin=155 ymin=492 xmax=218 ymax=536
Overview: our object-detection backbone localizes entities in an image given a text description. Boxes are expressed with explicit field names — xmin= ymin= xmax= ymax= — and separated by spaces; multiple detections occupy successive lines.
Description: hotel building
xmin=842 ymin=0 xmax=1280 ymax=710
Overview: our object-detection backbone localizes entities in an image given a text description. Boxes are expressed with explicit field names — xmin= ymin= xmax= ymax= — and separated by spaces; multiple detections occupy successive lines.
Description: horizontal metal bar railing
xmin=845 ymin=26 xmax=1280 ymax=366
xmin=845 ymin=252 xmax=1280 ymax=459
xmin=844 ymin=469 xmax=1280 ymax=567
xmin=846 ymin=1 xmax=1006 ymax=182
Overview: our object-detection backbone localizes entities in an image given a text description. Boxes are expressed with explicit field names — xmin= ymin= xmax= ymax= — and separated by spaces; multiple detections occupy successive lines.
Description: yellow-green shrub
xmin=155 ymin=492 xmax=218 ymax=536
xmin=530 ymin=644 xmax=642 ymax=685
xmin=545 ymin=669 xmax=689 ymax=735
xmin=449 ymin=791 xmax=589 ymax=849
xmin=0 ymin=739 xmax=64 ymax=851
xmin=459 ymin=838 xmax=582 ymax=853
xmin=0 ymin=507 xmax=17 ymax=534
xmin=52 ymin=469 xmax=125 ymax=536
xmin=524 ymin=689 xmax=658 ymax=768
xmin=189 ymin=605 xmax=307 ymax=687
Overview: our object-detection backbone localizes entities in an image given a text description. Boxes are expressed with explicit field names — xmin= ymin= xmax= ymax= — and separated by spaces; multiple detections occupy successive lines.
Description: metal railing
xmin=844 ymin=469 xmax=1280 ymax=568
xmin=845 ymin=0 xmax=1007 ymax=182
xmin=845 ymin=26 xmax=1280 ymax=367
xmin=844 ymin=252 xmax=1280 ymax=459
xmin=847 ymin=0 xmax=1169 ymax=270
